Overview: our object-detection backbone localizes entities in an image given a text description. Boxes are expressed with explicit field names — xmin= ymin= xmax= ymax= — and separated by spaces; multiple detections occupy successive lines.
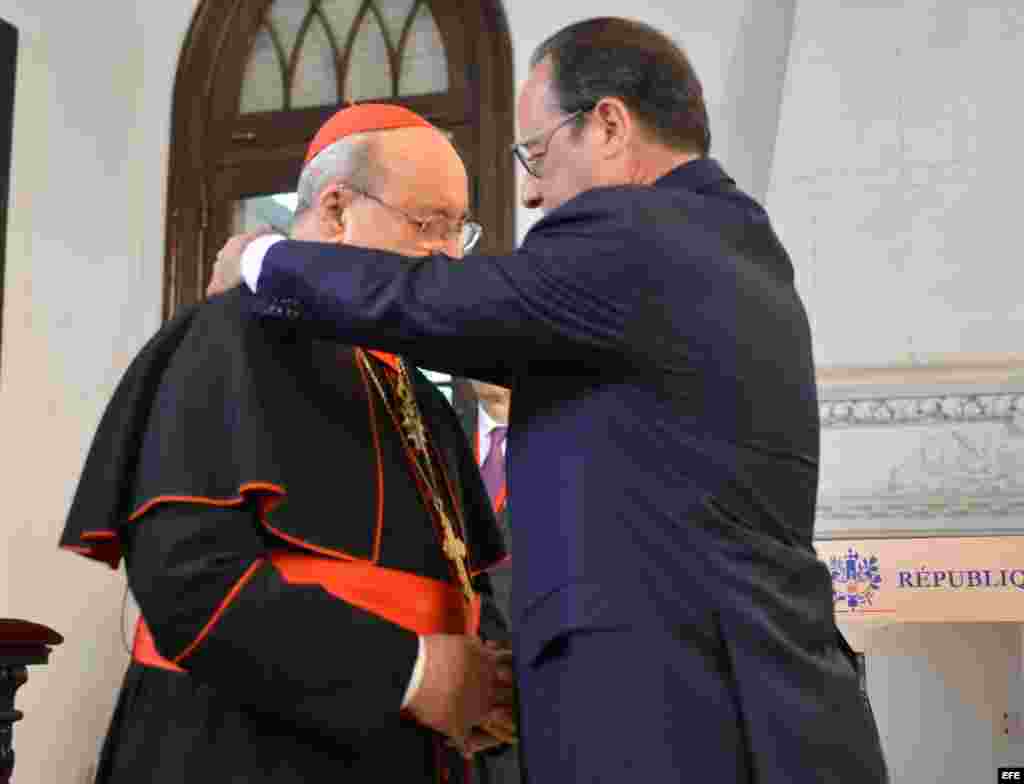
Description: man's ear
xmin=317 ymin=183 xmax=355 ymax=242
xmin=592 ymin=97 xmax=633 ymax=160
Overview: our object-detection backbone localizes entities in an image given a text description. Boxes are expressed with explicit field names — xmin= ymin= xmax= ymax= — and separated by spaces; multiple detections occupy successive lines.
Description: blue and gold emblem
xmin=829 ymin=548 xmax=882 ymax=610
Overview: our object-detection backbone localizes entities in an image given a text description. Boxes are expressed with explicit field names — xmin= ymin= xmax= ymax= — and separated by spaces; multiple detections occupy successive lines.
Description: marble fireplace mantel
xmin=814 ymin=357 xmax=1024 ymax=539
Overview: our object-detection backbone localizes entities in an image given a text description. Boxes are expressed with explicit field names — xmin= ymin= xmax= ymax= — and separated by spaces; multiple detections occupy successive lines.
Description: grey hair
xmin=294 ymin=133 xmax=380 ymax=215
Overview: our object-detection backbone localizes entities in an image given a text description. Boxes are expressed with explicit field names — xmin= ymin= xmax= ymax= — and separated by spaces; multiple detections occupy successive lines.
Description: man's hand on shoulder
xmin=405 ymin=633 xmax=516 ymax=755
xmin=207 ymin=226 xmax=278 ymax=298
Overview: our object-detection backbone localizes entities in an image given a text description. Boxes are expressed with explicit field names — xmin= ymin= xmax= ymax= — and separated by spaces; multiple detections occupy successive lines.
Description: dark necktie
xmin=480 ymin=425 xmax=507 ymax=511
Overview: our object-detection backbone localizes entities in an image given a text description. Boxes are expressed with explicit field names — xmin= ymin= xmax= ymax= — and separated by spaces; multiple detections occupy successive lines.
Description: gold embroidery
xmin=359 ymin=351 xmax=474 ymax=602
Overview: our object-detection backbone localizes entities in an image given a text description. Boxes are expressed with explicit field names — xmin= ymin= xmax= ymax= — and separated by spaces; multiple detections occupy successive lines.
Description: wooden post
xmin=0 ymin=620 xmax=62 ymax=784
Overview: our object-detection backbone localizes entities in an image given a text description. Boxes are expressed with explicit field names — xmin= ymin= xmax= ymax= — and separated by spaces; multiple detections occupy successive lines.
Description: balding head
xmin=372 ymin=126 xmax=468 ymax=216
xmin=293 ymin=123 xmax=470 ymax=258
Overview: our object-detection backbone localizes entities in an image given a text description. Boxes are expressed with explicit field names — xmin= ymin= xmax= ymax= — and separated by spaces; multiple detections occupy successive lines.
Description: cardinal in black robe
xmin=60 ymin=105 xmax=510 ymax=784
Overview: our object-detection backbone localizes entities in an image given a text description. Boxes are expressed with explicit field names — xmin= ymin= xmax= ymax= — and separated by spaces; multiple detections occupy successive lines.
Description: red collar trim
xmin=366 ymin=350 xmax=400 ymax=373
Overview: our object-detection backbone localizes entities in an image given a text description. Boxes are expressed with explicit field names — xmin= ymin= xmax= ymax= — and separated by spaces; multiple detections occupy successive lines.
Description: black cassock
xmin=60 ymin=288 xmax=507 ymax=784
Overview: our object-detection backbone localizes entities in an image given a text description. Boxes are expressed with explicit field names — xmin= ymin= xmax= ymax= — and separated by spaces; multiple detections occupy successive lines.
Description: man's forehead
xmin=412 ymin=199 xmax=470 ymax=219
xmin=380 ymin=167 xmax=469 ymax=217
xmin=517 ymin=65 xmax=559 ymax=139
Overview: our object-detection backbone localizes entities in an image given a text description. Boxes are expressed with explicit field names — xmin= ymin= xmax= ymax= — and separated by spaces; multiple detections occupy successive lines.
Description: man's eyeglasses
xmin=510 ymin=106 xmax=594 ymax=179
xmin=345 ymin=184 xmax=483 ymax=254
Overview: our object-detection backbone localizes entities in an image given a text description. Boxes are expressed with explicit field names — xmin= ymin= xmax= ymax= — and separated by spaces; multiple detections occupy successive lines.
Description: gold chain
xmin=358 ymin=350 xmax=474 ymax=602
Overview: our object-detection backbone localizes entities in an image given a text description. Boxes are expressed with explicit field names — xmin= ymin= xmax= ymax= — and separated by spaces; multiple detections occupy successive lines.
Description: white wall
xmin=767 ymin=0 xmax=1024 ymax=369
xmin=843 ymin=623 xmax=1023 ymax=784
xmin=0 ymin=2 xmax=198 ymax=782
xmin=774 ymin=2 xmax=1024 ymax=781
xmin=511 ymin=0 xmax=797 ymax=241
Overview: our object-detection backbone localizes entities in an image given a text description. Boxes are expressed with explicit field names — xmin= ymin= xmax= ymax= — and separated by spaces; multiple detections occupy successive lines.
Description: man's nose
xmin=520 ymin=176 xmax=542 ymax=210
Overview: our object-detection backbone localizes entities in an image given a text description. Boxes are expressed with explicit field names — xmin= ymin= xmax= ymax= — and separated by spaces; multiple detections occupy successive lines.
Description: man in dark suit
xmin=209 ymin=16 xmax=888 ymax=783
xmin=463 ymin=381 xmax=512 ymax=618
xmin=460 ymin=380 xmax=520 ymax=784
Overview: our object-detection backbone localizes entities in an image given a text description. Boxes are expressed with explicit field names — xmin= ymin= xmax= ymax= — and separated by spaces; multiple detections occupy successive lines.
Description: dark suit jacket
xmin=250 ymin=158 xmax=888 ymax=782
xmin=458 ymin=402 xmax=513 ymax=627
xmin=459 ymin=401 xmax=519 ymax=784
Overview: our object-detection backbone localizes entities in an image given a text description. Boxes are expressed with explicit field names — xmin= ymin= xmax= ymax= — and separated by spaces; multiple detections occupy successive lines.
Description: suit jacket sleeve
xmin=255 ymin=196 xmax=648 ymax=381
xmin=123 ymin=500 xmax=420 ymax=743
xmin=474 ymin=570 xmax=510 ymax=646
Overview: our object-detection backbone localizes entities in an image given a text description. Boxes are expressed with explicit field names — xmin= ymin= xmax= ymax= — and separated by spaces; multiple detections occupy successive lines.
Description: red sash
xmin=132 ymin=552 xmax=481 ymax=672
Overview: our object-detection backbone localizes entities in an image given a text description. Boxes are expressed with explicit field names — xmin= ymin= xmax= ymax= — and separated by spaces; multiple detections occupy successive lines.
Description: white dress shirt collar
xmin=477 ymin=402 xmax=506 ymax=463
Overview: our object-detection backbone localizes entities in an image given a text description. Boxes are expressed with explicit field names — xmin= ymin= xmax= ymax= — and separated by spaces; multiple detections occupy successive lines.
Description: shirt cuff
xmin=400 ymin=635 xmax=426 ymax=709
xmin=241 ymin=234 xmax=286 ymax=293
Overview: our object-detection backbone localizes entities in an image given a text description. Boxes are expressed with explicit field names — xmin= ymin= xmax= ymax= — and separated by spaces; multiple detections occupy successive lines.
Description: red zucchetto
xmin=304 ymin=103 xmax=434 ymax=163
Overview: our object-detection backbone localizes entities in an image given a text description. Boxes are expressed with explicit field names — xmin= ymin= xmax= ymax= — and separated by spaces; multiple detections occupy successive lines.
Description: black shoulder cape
xmin=60 ymin=288 xmax=505 ymax=574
